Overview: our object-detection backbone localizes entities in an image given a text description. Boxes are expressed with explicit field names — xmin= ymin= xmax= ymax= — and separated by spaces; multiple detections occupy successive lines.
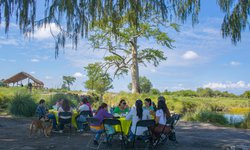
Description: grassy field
xmin=1 ymin=87 xmax=249 ymax=128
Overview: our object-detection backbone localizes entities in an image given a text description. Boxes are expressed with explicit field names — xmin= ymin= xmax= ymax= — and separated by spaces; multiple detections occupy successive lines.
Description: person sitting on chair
xmin=90 ymin=103 xmax=113 ymax=145
xmin=113 ymin=99 xmax=129 ymax=115
xmin=151 ymin=96 xmax=171 ymax=139
xmin=36 ymin=99 xmax=47 ymax=120
xmin=76 ymin=97 xmax=91 ymax=132
xmin=36 ymin=99 xmax=58 ymax=131
xmin=58 ymin=99 xmax=73 ymax=133
xmin=52 ymin=98 xmax=64 ymax=110
xmin=126 ymin=99 xmax=151 ymax=142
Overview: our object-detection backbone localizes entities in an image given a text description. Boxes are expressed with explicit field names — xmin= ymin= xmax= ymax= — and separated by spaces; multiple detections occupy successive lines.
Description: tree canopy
xmin=128 ymin=76 xmax=153 ymax=93
xmin=0 ymin=0 xmax=200 ymax=56
xmin=62 ymin=76 xmax=76 ymax=90
xmin=84 ymin=63 xmax=113 ymax=95
xmin=1 ymin=0 xmax=248 ymax=49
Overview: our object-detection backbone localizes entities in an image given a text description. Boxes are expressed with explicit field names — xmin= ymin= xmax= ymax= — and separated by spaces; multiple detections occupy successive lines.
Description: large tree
xmin=1 ymin=1 xmax=249 ymax=92
xmin=1 ymin=0 xmax=248 ymax=46
xmin=84 ymin=63 xmax=113 ymax=97
xmin=128 ymin=76 xmax=153 ymax=93
xmin=89 ymin=12 xmax=174 ymax=93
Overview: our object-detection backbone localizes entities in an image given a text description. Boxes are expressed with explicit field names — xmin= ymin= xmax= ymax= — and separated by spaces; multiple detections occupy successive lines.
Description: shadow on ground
xmin=0 ymin=116 xmax=249 ymax=150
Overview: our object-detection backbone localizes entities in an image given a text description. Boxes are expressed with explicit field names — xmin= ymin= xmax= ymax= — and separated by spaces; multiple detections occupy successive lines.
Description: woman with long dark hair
xmin=57 ymin=99 xmax=73 ymax=133
xmin=126 ymin=99 xmax=151 ymax=141
xmin=90 ymin=103 xmax=113 ymax=145
xmin=151 ymin=96 xmax=171 ymax=138
xmin=144 ymin=98 xmax=154 ymax=111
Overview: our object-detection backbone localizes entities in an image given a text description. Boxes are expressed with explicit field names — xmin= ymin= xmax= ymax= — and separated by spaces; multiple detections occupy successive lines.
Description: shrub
xmin=150 ymin=88 xmax=161 ymax=95
xmin=240 ymin=112 xmax=250 ymax=129
xmin=182 ymin=101 xmax=198 ymax=113
xmin=9 ymin=93 xmax=37 ymax=117
xmin=0 ymin=93 xmax=10 ymax=111
xmin=196 ymin=111 xmax=228 ymax=125
xmin=47 ymin=93 xmax=82 ymax=109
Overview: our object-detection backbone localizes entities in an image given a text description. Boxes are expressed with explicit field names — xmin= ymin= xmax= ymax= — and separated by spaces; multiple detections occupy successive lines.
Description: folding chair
xmin=103 ymin=118 xmax=125 ymax=148
xmin=58 ymin=112 xmax=72 ymax=134
xmin=86 ymin=117 xmax=103 ymax=150
xmin=153 ymin=114 xmax=181 ymax=148
xmin=132 ymin=119 xmax=155 ymax=150
xmin=76 ymin=110 xmax=93 ymax=131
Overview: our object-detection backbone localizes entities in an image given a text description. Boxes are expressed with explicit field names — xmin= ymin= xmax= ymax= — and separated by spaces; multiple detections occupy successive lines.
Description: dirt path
xmin=0 ymin=116 xmax=249 ymax=150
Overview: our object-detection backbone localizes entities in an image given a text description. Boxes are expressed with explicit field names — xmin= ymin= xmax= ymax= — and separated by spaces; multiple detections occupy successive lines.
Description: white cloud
xmin=45 ymin=76 xmax=53 ymax=80
xmin=203 ymin=81 xmax=250 ymax=89
xmin=202 ymin=28 xmax=220 ymax=35
xmin=33 ymin=23 xmax=60 ymax=40
xmin=165 ymin=85 xmax=186 ymax=91
xmin=30 ymin=71 xmax=36 ymax=74
xmin=0 ymin=38 xmax=19 ymax=46
xmin=150 ymin=69 xmax=156 ymax=73
xmin=182 ymin=51 xmax=199 ymax=60
xmin=230 ymin=61 xmax=240 ymax=66
xmin=31 ymin=58 xmax=39 ymax=62
xmin=73 ymin=72 xmax=84 ymax=78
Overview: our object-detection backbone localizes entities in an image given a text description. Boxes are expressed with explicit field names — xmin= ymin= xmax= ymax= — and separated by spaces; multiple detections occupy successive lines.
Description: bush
xmin=9 ymin=93 xmax=37 ymax=117
xmin=196 ymin=111 xmax=228 ymax=125
xmin=47 ymin=93 xmax=82 ymax=109
xmin=240 ymin=112 xmax=250 ymax=129
xmin=182 ymin=101 xmax=198 ymax=113
xmin=150 ymin=88 xmax=161 ymax=95
xmin=0 ymin=93 xmax=10 ymax=111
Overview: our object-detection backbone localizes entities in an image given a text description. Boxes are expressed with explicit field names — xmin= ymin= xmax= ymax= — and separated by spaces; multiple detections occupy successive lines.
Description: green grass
xmin=0 ymin=87 xmax=249 ymax=128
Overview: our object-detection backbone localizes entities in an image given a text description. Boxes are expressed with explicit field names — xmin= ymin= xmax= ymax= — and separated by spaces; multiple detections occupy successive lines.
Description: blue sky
xmin=0 ymin=1 xmax=250 ymax=95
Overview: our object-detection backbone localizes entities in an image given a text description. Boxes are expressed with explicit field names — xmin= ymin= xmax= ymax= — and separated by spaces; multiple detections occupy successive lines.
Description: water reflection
xmin=223 ymin=114 xmax=245 ymax=124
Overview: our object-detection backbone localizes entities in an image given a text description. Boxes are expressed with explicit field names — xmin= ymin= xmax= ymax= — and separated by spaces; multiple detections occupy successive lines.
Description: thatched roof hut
xmin=3 ymin=72 xmax=44 ymax=88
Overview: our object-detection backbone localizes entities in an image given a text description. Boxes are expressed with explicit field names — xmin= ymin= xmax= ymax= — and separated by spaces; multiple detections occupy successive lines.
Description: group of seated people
xmin=89 ymin=96 xmax=171 ymax=145
xmin=36 ymin=96 xmax=172 ymax=145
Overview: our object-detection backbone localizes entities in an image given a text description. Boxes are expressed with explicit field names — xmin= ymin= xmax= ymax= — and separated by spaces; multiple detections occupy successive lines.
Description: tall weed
xmin=9 ymin=92 xmax=37 ymax=117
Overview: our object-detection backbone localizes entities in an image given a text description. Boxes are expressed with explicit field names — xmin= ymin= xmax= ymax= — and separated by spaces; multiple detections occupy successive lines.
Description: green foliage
xmin=240 ymin=112 xmax=250 ymax=129
xmin=241 ymin=91 xmax=250 ymax=99
xmin=0 ymin=80 xmax=7 ymax=87
xmin=47 ymin=93 xmax=79 ymax=109
xmin=182 ymin=101 xmax=198 ymax=113
xmin=172 ymin=90 xmax=198 ymax=97
xmin=162 ymin=89 xmax=171 ymax=95
xmin=9 ymin=93 xmax=37 ymax=117
xmin=194 ymin=88 xmax=236 ymax=97
xmin=218 ymin=0 xmax=250 ymax=44
xmin=128 ymin=76 xmax=152 ymax=93
xmin=0 ymin=93 xmax=10 ymax=111
xmin=84 ymin=63 xmax=113 ymax=95
xmin=62 ymin=76 xmax=76 ymax=90
xmin=196 ymin=111 xmax=229 ymax=125
xmin=150 ymin=88 xmax=161 ymax=95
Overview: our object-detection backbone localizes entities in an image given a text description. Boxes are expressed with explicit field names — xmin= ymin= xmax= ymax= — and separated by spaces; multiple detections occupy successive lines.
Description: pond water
xmin=223 ymin=114 xmax=245 ymax=124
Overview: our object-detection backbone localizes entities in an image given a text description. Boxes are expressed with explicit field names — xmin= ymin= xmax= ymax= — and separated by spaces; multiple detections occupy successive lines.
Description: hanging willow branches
xmin=0 ymin=0 xmax=201 ymax=56
xmin=1 ymin=1 xmax=249 ymax=49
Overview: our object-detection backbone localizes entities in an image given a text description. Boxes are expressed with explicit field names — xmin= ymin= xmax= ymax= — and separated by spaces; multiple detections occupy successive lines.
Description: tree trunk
xmin=131 ymin=38 xmax=140 ymax=93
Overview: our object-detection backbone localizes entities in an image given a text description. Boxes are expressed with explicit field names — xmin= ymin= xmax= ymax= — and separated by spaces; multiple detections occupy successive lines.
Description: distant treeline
xmin=163 ymin=88 xmax=250 ymax=98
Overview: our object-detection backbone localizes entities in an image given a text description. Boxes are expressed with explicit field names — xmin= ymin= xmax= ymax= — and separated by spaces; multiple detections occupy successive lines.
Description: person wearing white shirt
xmin=58 ymin=99 xmax=73 ymax=133
xmin=76 ymin=98 xmax=91 ymax=132
xmin=126 ymin=99 xmax=151 ymax=141
xmin=151 ymin=96 xmax=171 ymax=138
